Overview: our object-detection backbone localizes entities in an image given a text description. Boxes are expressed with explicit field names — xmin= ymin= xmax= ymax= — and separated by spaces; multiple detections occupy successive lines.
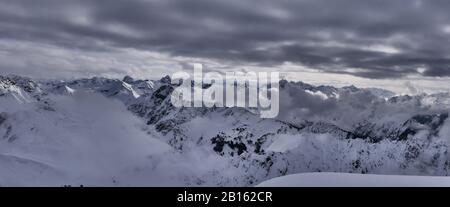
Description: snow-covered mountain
xmin=1 ymin=74 xmax=450 ymax=186
xmin=257 ymin=172 xmax=450 ymax=187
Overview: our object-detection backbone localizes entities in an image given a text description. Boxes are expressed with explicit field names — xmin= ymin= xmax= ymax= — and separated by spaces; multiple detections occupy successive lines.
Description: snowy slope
xmin=0 ymin=92 xmax=174 ymax=186
xmin=2 ymin=74 xmax=450 ymax=186
xmin=257 ymin=172 xmax=450 ymax=187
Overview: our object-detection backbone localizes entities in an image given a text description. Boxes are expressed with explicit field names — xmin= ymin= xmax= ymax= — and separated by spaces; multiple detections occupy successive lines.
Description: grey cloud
xmin=1 ymin=0 xmax=450 ymax=79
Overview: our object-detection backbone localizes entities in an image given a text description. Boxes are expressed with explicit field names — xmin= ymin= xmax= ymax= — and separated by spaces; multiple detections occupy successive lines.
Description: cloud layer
xmin=1 ymin=0 xmax=450 ymax=79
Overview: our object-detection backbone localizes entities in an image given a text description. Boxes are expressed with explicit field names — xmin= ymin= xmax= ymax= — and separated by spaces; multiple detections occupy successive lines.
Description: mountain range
xmin=1 ymin=74 xmax=450 ymax=186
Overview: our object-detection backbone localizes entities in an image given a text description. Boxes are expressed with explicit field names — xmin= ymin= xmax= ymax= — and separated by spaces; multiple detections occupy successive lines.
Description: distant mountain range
xmin=1 ymin=74 xmax=450 ymax=186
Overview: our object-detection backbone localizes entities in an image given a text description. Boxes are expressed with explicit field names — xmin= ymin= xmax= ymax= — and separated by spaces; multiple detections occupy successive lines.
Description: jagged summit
xmin=159 ymin=75 xmax=171 ymax=84
xmin=122 ymin=75 xmax=135 ymax=84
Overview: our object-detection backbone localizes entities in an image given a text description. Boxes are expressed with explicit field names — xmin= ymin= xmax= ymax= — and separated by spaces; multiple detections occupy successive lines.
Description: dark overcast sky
xmin=1 ymin=0 xmax=450 ymax=81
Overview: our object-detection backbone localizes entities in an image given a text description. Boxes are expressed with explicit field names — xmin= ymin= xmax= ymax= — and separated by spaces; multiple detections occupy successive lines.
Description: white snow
xmin=3 ymin=75 xmax=450 ymax=186
xmin=257 ymin=172 xmax=450 ymax=187
xmin=267 ymin=134 xmax=304 ymax=152
xmin=64 ymin=85 xmax=75 ymax=94
xmin=0 ymin=92 xmax=173 ymax=186
xmin=267 ymin=133 xmax=332 ymax=153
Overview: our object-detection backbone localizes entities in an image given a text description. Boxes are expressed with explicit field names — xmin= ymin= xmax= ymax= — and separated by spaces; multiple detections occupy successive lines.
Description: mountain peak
xmin=123 ymin=75 xmax=135 ymax=84
xmin=160 ymin=75 xmax=171 ymax=84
